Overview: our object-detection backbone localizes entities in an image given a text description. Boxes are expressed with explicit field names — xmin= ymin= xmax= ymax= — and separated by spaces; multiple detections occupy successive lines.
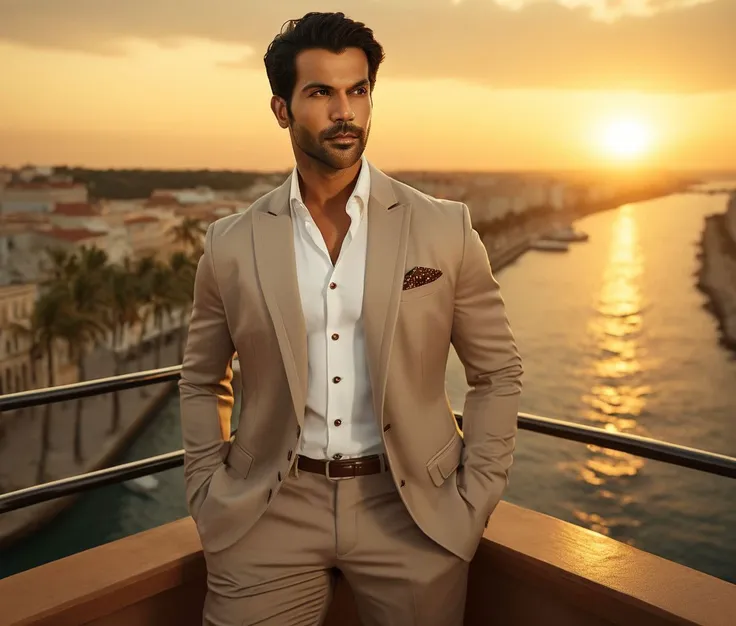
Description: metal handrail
xmin=1 ymin=364 xmax=735 ymax=515
xmin=0 ymin=365 xmax=182 ymax=412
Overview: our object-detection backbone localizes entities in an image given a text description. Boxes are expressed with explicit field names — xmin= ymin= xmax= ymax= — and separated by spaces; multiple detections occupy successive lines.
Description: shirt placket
xmin=324 ymin=263 xmax=345 ymax=460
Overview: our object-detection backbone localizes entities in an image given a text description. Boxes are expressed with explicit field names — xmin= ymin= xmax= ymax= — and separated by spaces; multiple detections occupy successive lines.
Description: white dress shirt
xmin=289 ymin=156 xmax=384 ymax=461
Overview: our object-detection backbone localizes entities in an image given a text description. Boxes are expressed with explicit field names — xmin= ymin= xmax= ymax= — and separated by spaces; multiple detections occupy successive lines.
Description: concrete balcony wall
xmin=2 ymin=501 xmax=733 ymax=626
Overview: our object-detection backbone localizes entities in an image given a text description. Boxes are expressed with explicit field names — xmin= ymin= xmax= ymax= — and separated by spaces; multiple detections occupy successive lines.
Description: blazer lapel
xmin=252 ymin=176 xmax=308 ymax=424
xmin=363 ymin=164 xmax=412 ymax=424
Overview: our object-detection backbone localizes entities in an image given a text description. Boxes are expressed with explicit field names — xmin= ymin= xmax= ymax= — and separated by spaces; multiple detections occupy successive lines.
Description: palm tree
xmin=147 ymin=262 xmax=175 ymax=370
xmin=60 ymin=310 xmax=106 ymax=463
xmin=170 ymin=217 xmax=206 ymax=258
xmin=168 ymin=251 xmax=196 ymax=361
xmin=40 ymin=248 xmax=78 ymax=286
xmin=102 ymin=261 xmax=140 ymax=433
xmin=76 ymin=245 xmax=109 ymax=277
xmin=131 ymin=256 xmax=156 ymax=393
xmin=14 ymin=288 xmax=73 ymax=483
xmin=63 ymin=249 xmax=110 ymax=462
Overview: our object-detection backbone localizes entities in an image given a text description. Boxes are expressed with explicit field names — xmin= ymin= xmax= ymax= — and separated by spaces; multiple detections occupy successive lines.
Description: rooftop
xmin=52 ymin=202 xmax=100 ymax=217
xmin=39 ymin=227 xmax=106 ymax=242
xmin=124 ymin=215 xmax=160 ymax=225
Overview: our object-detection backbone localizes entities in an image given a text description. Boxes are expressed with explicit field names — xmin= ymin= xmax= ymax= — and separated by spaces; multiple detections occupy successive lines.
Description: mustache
xmin=323 ymin=123 xmax=363 ymax=140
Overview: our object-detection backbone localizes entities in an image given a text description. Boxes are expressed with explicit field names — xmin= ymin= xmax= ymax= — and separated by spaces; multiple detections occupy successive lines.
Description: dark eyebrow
xmin=301 ymin=78 xmax=370 ymax=93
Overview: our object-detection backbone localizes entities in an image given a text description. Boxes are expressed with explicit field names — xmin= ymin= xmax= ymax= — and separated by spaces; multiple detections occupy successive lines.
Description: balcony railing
xmin=0 ymin=363 xmax=735 ymax=516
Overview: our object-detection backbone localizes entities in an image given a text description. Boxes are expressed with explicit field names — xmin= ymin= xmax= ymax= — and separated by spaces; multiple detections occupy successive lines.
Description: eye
xmin=312 ymin=89 xmax=328 ymax=96
xmin=354 ymin=86 xmax=368 ymax=95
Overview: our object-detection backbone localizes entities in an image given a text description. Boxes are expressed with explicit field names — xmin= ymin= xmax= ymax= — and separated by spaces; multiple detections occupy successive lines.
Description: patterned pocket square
xmin=403 ymin=266 xmax=443 ymax=290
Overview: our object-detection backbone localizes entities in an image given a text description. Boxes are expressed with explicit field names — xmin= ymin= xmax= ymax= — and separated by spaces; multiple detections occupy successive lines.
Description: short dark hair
xmin=264 ymin=12 xmax=385 ymax=116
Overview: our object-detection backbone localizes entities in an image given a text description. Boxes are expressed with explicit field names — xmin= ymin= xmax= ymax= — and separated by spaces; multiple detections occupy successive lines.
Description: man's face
xmin=275 ymin=47 xmax=372 ymax=171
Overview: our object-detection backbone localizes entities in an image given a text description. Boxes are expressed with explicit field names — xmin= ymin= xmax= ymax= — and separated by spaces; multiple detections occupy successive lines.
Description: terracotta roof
xmin=124 ymin=215 xmax=159 ymax=225
xmin=176 ymin=205 xmax=234 ymax=220
xmin=41 ymin=228 xmax=105 ymax=243
xmin=52 ymin=202 xmax=99 ymax=217
xmin=144 ymin=196 xmax=180 ymax=207
xmin=0 ymin=211 xmax=48 ymax=223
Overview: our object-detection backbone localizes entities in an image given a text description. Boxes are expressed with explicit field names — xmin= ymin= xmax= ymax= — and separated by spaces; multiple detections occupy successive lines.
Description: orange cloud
xmin=0 ymin=0 xmax=733 ymax=92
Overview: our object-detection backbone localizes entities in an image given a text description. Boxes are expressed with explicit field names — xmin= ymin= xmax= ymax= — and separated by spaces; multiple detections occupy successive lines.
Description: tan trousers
xmin=201 ymin=464 xmax=469 ymax=626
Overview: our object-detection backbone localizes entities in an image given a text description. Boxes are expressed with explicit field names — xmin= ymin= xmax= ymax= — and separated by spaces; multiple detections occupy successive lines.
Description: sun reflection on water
xmin=560 ymin=204 xmax=651 ymax=539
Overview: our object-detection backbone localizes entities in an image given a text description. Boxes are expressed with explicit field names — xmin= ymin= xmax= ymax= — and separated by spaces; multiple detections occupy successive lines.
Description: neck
xmin=295 ymin=157 xmax=363 ymax=214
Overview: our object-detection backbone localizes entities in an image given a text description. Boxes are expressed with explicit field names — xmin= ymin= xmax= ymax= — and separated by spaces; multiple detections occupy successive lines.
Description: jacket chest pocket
xmin=400 ymin=274 xmax=447 ymax=302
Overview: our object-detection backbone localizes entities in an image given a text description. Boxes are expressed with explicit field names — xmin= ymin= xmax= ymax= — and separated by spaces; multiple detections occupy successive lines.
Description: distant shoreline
xmin=485 ymin=181 xmax=692 ymax=274
xmin=696 ymin=195 xmax=736 ymax=353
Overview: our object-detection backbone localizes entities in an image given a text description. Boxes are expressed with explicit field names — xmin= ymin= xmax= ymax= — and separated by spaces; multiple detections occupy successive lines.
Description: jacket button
xmin=329 ymin=282 xmax=337 ymax=290
xmin=267 ymin=489 xmax=273 ymax=502
xmin=331 ymin=333 xmax=339 ymax=340
xmin=296 ymin=426 xmax=301 ymax=438
xmin=332 ymin=376 xmax=341 ymax=383
xmin=400 ymin=480 xmax=406 ymax=487
xmin=278 ymin=472 xmax=282 ymax=482
xmin=334 ymin=419 xmax=342 ymax=426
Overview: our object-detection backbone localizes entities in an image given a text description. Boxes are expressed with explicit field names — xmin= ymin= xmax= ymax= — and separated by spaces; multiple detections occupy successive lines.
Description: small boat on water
xmin=530 ymin=239 xmax=569 ymax=252
xmin=123 ymin=475 xmax=159 ymax=494
xmin=543 ymin=225 xmax=590 ymax=242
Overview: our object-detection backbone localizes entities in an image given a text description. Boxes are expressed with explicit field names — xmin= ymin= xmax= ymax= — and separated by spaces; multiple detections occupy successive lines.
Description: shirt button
xmin=331 ymin=333 xmax=339 ymax=341
xmin=332 ymin=376 xmax=341 ymax=383
xmin=334 ymin=419 xmax=342 ymax=426
xmin=333 ymin=453 xmax=343 ymax=460
xmin=329 ymin=282 xmax=337 ymax=290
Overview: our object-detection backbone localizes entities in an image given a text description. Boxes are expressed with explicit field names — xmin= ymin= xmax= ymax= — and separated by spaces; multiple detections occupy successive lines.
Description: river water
xmin=2 ymin=183 xmax=735 ymax=583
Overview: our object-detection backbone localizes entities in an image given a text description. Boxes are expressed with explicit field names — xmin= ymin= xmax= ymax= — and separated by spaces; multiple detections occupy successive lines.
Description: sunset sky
xmin=1 ymin=0 xmax=734 ymax=172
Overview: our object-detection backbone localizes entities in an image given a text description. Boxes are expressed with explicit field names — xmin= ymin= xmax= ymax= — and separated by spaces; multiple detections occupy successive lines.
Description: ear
xmin=270 ymin=96 xmax=290 ymax=129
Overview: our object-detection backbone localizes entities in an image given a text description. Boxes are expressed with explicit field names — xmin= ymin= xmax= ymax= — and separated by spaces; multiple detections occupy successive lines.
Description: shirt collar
xmin=289 ymin=155 xmax=371 ymax=223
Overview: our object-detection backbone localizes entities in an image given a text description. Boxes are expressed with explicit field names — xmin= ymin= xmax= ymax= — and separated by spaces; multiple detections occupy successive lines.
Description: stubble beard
xmin=291 ymin=119 xmax=371 ymax=172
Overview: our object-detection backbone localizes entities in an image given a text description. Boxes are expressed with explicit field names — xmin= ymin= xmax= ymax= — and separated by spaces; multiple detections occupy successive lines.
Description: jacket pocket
xmin=426 ymin=434 xmax=463 ymax=487
xmin=400 ymin=274 xmax=447 ymax=302
xmin=225 ymin=441 xmax=255 ymax=480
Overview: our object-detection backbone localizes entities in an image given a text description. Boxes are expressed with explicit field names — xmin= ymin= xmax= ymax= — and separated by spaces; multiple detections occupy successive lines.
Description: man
xmin=179 ymin=11 xmax=523 ymax=626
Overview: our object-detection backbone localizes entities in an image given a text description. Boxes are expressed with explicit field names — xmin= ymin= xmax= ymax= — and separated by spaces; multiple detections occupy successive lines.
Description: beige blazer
xmin=179 ymin=162 xmax=523 ymax=561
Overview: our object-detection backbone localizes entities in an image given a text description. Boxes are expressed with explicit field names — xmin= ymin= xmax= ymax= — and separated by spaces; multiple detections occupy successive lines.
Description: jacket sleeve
xmin=178 ymin=223 xmax=236 ymax=519
xmin=451 ymin=203 xmax=523 ymax=521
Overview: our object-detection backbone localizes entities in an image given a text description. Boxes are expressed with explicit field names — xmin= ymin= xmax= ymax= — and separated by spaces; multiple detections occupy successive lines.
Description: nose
xmin=329 ymin=92 xmax=355 ymax=123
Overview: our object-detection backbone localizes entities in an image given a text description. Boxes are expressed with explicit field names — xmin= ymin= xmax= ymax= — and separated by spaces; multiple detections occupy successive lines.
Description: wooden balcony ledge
xmin=1 ymin=501 xmax=734 ymax=626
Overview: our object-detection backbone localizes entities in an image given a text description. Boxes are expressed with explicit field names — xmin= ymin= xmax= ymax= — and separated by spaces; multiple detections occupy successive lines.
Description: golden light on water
xmin=561 ymin=204 xmax=650 ymax=537
xmin=584 ymin=204 xmax=648 ymax=445
xmin=597 ymin=117 xmax=654 ymax=161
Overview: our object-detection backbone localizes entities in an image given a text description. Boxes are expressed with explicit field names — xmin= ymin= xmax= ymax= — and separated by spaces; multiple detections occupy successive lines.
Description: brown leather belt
xmin=297 ymin=454 xmax=389 ymax=479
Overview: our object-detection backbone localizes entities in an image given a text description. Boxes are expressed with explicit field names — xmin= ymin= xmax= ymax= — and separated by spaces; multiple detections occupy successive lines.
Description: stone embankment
xmin=697 ymin=192 xmax=736 ymax=351
xmin=0 ymin=342 xmax=181 ymax=549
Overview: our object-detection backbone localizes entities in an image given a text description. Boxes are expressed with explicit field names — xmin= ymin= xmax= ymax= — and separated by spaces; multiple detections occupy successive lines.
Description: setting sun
xmin=599 ymin=117 xmax=654 ymax=161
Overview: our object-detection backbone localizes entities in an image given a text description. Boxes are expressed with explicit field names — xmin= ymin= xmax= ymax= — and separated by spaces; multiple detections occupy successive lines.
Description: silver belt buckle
xmin=324 ymin=459 xmax=353 ymax=481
